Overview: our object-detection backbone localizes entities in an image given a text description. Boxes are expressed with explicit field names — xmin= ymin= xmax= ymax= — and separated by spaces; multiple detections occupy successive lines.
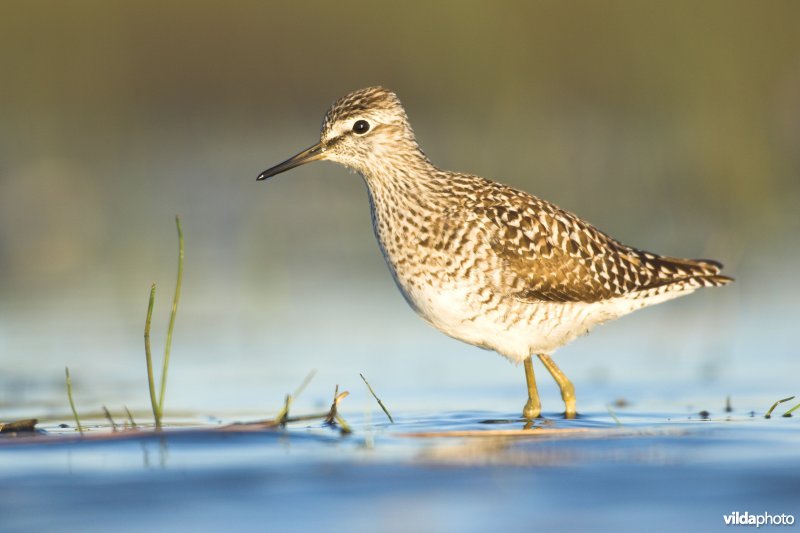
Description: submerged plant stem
xmin=158 ymin=215 xmax=183 ymax=415
xmin=606 ymin=404 xmax=622 ymax=426
xmin=144 ymin=283 xmax=162 ymax=429
xmin=65 ymin=366 xmax=83 ymax=435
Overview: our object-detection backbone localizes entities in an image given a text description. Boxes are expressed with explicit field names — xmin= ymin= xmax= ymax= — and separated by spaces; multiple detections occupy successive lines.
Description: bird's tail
xmin=635 ymin=252 xmax=734 ymax=289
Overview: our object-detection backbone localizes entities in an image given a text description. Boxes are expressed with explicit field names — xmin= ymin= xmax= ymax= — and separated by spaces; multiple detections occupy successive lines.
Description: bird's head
xmin=257 ymin=86 xmax=424 ymax=181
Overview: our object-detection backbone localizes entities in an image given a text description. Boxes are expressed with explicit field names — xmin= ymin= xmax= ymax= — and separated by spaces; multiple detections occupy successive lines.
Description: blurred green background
xmin=1 ymin=1 xmax=798 ymax=416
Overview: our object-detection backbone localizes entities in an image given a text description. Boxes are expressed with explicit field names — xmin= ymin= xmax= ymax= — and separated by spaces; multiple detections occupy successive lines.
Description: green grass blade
xmin=124 ymin=405 xmax=137 ymax=429
xmin=158 ymin=215 xmax=184 ymax=414
xmin=276 ymin=394 xmax=292 ymax=426
xmin=360 ymin=373 xmax=394 ymax=423
xmin=102 ymin=405 xmax=118 ymax=432
xmin=144 ymin=283 xmax=162 ymax=429
xmin=782 ymin=401 xmax=800 ymax=417
xmin=606 ymin=404 xmax=623 ymax=426
xmin=64 ymin=366 xmax=84 ymax=435
xmin=274 ymin=371 xmax=316 ymax=426
xmin=292 ymin=369 xmax=317 ymax=398
xmin=765 ymin=395 xmax=794 ymax=419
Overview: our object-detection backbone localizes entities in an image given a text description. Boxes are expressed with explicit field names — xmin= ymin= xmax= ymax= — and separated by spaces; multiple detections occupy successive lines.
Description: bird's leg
xmin=537 ymin=354 xmax=576 ymax=419
xmin=522 ymin=355 xmax=541 ymax=419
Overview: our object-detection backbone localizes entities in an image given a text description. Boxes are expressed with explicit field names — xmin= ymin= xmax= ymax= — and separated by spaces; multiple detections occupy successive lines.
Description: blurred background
xmin=1 ymin=0 xmax=798 ymax=418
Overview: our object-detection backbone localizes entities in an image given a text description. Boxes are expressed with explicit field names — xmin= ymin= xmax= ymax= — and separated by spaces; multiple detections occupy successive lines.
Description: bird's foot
xmin=522 ymin=399 xmax=541 ymax=420
xmin=563 ymin=396 xmax=577 ymax=419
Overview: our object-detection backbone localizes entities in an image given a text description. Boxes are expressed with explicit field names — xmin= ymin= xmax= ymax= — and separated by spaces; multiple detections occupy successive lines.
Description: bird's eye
xmin=352 ymin=120 xmax=370 ymax=135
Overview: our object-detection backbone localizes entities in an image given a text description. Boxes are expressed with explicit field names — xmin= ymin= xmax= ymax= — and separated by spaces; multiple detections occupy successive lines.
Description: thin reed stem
xmin=360 ymin=373 xmax=394 ymax=423
xmin=124 ymin=405 xmax=137 ymax=429
xmin=765 ymin=395 xmax=794 ymax=419
xmin=158 ymin=215 xmax=184 ymax=414
xmin=65 ymin=366 xmax=83 ymax=435
xmin=102 ymin=405 xmax=118 ymax=432
xmin=144 ymin=283 xmax=161 ymax=429
xmin=783 ymin=401 xmax=800 ymax=417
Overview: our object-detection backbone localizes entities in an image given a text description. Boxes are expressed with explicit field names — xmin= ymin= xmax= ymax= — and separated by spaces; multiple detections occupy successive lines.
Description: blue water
xmin=2 ymin=405 xmax=798 ymax=532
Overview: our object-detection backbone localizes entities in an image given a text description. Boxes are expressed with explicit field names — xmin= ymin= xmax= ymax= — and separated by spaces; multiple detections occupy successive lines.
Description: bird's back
xmin=454 ymin=174 xmax=732 ymax=305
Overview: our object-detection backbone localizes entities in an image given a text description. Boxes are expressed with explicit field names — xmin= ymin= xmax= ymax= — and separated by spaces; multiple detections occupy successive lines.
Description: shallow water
xmin=2 ymin=402 xmax=798 ymax=532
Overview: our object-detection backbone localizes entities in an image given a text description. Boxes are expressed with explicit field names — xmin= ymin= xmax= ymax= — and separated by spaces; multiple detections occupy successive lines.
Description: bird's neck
xmin=357 ymin=146 xmax=443 ymax=206
xmin=357 ymin=147 xmax=456 ymax=262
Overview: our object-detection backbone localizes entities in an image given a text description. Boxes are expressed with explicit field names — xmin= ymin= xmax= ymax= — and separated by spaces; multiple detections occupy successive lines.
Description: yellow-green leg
xmin=522 ymin=356 xmax=541 ymax=419
xmin=538 ymin=353 xmax=576 ymax=419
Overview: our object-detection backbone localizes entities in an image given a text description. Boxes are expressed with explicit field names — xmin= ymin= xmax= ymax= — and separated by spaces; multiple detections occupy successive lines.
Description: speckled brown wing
xmin=468 ymin=183 xmax=732 ymax=303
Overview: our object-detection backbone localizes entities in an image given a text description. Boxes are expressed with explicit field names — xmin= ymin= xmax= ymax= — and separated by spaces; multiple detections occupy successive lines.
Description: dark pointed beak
xmin=257 ymin=142 xmax=325 ymax=181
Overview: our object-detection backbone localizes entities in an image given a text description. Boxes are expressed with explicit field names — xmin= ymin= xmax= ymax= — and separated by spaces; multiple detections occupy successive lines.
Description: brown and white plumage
xmin=258 ymin=86 xmax=732 ymax=417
